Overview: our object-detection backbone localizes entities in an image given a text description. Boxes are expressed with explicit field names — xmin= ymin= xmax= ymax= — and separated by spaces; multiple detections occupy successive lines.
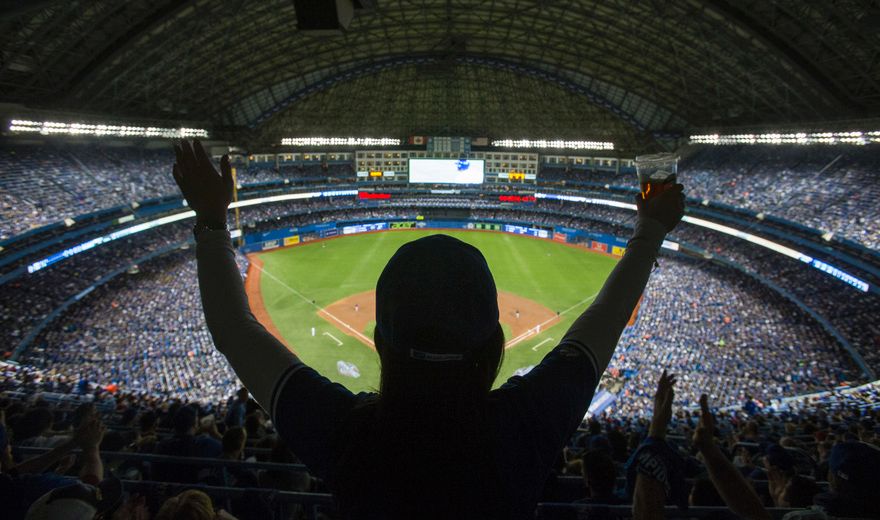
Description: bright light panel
xmin=690 ymin=131 xmax=880 ymax=146
xmin=491 ymin=139 xmax=614 ymax=150
xmin=8 ymin=120 xmax=208 ymax=139
xmin=281 ymin=137 xmax=400 ymax=146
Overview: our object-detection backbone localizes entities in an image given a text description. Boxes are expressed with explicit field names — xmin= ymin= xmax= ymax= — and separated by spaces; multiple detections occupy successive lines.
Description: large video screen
xmin=408 ymin=158 xmax=485 ymax=184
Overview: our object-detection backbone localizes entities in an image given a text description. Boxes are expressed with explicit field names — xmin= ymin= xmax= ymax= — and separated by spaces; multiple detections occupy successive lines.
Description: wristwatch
xmin=192 ymin=219 xmax=228 ymax=238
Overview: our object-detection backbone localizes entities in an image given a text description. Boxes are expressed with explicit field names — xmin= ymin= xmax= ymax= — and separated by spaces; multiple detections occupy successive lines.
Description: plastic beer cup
xmin=635 ymin=153 xmax=679 ymax=200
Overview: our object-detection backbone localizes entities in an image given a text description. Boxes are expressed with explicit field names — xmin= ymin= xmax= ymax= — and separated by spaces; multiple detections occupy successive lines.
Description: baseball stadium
xmin=0 ymin=1 xmax=879 ymax=519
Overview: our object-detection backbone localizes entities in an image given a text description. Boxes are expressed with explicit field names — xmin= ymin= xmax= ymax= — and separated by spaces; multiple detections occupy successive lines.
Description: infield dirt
xmin=318 ymin=289 xmax=560 ymax=349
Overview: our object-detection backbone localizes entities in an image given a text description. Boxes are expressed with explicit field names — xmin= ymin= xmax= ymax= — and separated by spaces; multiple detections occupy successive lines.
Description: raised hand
xmin=693 ymin=394 xmax=717 ymax=453
xmin=648 ymin=369 xmax=677 ymax=439
xmin=172 ymin=139 xmax=233 ymax=226
xmin=636 ymin=183 xmax=685 ymax=232
xmin=73 ymin=416 xmax=106 ymax=450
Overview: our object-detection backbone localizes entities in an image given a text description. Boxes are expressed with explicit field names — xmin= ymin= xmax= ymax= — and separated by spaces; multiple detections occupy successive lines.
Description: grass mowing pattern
xmin=256 ymin=230 xmax=618 ymax=393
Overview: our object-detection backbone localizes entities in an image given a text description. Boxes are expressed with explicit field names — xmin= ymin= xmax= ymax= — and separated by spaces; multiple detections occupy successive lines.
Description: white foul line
xmin=251 ymin=263 xmax=375 ymax=347
xmin=532 ymin=337 xmax=555 ymax=351
xmin=323 ymin=332 xmax=343 ymax=346
xmin=505 ymin=291 xmax=600 ymax=349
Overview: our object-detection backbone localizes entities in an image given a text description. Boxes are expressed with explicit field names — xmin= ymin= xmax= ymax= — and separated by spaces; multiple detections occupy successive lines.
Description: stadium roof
xmin=1 ymin=0 xmax=879 ymax=148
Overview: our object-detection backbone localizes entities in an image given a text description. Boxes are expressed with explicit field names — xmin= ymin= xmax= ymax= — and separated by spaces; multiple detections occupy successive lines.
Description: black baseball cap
xmin=375 ymin=235 xmax=499 ymax=362
xmin=829 ymin=441 xmax=880 ymax=496
xmin=764 ymin=444 xmax=796 ymax=471
xmin=25 ymin=478 xmax=122 ymax=520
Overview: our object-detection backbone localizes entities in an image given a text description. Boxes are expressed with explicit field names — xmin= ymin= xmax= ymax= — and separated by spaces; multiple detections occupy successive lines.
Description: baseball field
xmin=244 ymin=230 xmax=620 ymax=393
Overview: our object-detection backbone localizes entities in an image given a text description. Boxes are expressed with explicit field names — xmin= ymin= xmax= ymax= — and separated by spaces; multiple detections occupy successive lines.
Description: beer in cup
xmin=635 ymin=153 xmax=679 ymax=200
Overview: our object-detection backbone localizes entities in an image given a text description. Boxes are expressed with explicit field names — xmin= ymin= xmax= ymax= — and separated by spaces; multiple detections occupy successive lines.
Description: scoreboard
xmin=408 ymin=158 xmax=485 ymax=184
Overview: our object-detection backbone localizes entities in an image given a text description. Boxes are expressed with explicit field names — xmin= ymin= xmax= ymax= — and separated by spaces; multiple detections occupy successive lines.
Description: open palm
xmin=172 ymin=139 xmax=233 ymax=225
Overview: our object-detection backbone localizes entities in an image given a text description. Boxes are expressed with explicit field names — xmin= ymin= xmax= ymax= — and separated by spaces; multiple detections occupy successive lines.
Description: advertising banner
xmin=342 ymin=222 xmax=388 ymax=235
xmin=503 ymin=224 xmax=550 ymax=239
xmin=390 ymin=222 xmax=417 ymax=229
xmin=283 ymin=235 xmax=300 ymax=246
xmin=591 ymin=241 xmax=608 ymax=253
xmin=467 ymin=222 xmax=503 ymax=231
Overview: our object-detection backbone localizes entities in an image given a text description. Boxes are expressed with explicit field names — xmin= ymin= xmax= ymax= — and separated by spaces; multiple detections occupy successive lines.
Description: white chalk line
xmin=505 ymin=291 xmax=600 ymax=349
xmin=251 ymin=263 xmax=375 ymax=347
xmin=323 ymin=332 xmax=343 ymax=346
xmin=532 ymin=337 xmax=555 ymax=352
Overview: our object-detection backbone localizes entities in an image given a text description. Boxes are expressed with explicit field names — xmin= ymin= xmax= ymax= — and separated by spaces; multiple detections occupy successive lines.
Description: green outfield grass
xmin=256 ymin=230 xmax=618 ymax=393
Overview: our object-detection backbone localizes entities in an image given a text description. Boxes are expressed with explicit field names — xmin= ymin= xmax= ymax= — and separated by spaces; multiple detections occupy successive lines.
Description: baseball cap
xmin=172 ymin=405 xmax=198 ymax=434
xmin=829 ymin=441 xmax=880 ymax=495
xmin=375 ymin=235 xmax=499 ymax=362
xmin=25 ymin=478 xmax=121 ymax=520
xmin=764 ymin=444 xmax=796 ymax=471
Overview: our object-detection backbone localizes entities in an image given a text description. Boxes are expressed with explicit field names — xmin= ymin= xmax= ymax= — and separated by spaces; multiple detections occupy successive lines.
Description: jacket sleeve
xmin=497 ymin=217 xmax=667 ymax=452
xmin=195 ymin=229 xmax=303 ymax=410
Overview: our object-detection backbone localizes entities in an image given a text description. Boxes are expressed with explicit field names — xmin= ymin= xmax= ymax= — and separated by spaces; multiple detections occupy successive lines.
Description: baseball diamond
xmin=244 ymin=229 xmax=619 ymax=393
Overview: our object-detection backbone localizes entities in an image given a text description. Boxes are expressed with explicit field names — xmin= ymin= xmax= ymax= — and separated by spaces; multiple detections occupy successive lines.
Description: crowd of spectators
xmin=0 ymin=362 xmax=877 ymax=519
xmin=537 ymin=145 xmax=880 ymax=250
xmin=671 ymin=223 xmax=880 ymax=374
xmin=4 ymin=143 xmax=878 ymax=253
xmin=0 ymin=145 xmax=353 ymax=240
xmin=607 ymin=256 xmax=860 ymax=416
xmin=0 ymin=200 xmax=862 ymax=420
xmin=0 ymin=222 xmax=193 ymax=355
xmin=0 ymin=365 xmax=321 ymax=519
xmin=680 ymin=145 xmax=880 ymax=249
xmin=21 ymin=250 xmax=247 ymax=403
xmin=0 ymin=146 xmax=181 ymax=239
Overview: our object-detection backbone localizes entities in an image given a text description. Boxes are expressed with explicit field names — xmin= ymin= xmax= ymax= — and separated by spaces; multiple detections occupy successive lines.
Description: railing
xmin=13 ymin=446 xmax=311 ymax=474
xmin=120 ymin=480 xmax=334 ymax=520
xmin=536 ymin=503 xmax=803 ymax=519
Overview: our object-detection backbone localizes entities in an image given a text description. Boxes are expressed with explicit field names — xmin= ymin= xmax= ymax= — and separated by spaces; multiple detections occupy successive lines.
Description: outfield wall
xmin=239 ymin=218 xmax=634 ymax=256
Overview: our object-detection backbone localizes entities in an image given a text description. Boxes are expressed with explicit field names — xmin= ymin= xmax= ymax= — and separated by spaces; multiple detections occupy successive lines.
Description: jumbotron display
xmin=408 ymin=158 xmax=485 ymax=184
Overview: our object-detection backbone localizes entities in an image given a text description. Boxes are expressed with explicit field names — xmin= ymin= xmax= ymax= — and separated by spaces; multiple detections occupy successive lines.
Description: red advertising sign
xmin=591 ymin=241 xmax=608 ymax=253
xmin=498 ymin=195 xmax=536 ymax=203
xmin=358 ymin=191 xmax=391 ymax=200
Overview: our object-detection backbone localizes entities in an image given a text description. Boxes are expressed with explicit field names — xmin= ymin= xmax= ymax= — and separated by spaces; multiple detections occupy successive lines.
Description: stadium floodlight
xmin=280 ymin=137 xmax=401 ymax=146
xmin=8 ymin=119 xmax=208 ymax=139
xmin=491 ymin=139 xmax=614 ymax=151
xmin=689 ymin=131 xmax=880 ymax=146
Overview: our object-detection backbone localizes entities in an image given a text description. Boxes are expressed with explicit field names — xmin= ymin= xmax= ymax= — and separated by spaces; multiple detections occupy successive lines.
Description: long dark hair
xmin=375 ymin=323 xmax=505 ymax=406
xmin=332 ymin=324 xmax=507 ymax=516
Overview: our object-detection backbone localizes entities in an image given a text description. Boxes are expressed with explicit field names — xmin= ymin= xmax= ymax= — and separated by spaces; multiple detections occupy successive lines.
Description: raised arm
xmin=496 ymin=187 xmax=684 ymax=455
xmin=633 ymin=371 xmax=678 ymax=520
xmin=694 ymin=395 xmax=770 ymax=520
xmin=173 ymin=140 xmax=301 ymax=408
xmin=560 ymin=185 xmax=684 ymax=373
